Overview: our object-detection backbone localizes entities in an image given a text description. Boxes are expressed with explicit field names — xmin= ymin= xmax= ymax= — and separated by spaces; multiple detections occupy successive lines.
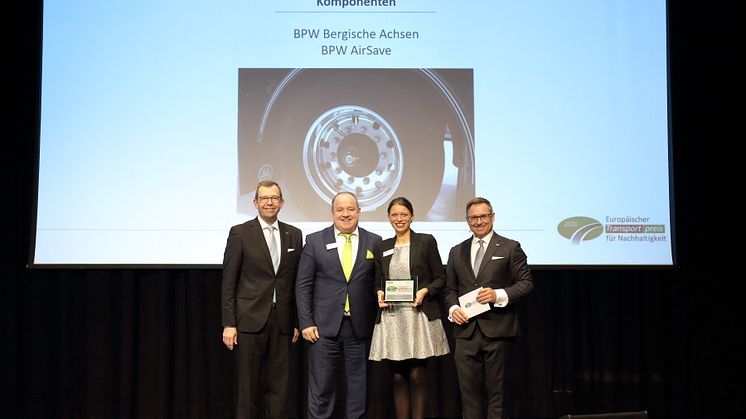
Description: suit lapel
xmin=351 ymin=229 xmax=368 ymax=281
xmin=460 ymin=239 xmax=475 ymax=282
xmin=323 ymin=227 xmax=347 ymax=281
xmin=380 ymin=238 xmax=395 ymax=280
xmin=477 ymin=234 xmax=500 ymax=278
xmin=325 ymin=226 xmax=371 ymax=282
xmin=277 ymin=221 xmax=291 ymax=271
xmin=250 ymin=217 xmax=274 ymax=270
xmin=408 ymin=231 xmax=420 ymax=276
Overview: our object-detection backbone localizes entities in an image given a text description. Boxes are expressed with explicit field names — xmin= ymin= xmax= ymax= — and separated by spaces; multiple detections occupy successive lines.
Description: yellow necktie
xmin=341 ymin=233 xmax=353 ymax=313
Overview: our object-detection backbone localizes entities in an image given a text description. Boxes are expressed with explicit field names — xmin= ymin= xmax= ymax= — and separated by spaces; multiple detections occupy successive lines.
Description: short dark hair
xmin=254 ymin=180 xmax=282 ymax=199
xmin=387 ymin=197 xmax=414 ymax=215
xmin=465 ymin=197 xmax=493 ymax=214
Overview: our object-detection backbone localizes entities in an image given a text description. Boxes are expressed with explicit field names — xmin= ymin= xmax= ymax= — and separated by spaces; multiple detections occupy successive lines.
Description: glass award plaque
xmin=383 ymin=276 xmax=418 ymax=302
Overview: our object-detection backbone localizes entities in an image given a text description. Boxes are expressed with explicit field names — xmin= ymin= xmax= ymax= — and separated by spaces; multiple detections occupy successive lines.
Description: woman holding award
xmin=369 ymin=197 xmax=450 ymax=419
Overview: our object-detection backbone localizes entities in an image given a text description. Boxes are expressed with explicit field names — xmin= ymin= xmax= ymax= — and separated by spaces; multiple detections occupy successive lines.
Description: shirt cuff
xmin=494 ymin=288 xmax=509 ymax=307
xmin=448 ymin=304 xmax=460 ymax=322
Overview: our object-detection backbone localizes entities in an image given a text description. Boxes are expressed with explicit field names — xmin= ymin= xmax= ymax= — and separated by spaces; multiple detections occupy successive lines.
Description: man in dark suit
xmin=295 ymin=192 xmax=383 ymax=419
xmin=444 ymin=197 xmax=534 ymax=419
xmin=221 ymin=180 xmax=303 ymax=419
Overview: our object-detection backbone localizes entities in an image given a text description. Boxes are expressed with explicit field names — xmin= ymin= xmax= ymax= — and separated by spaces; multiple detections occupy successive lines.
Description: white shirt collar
xmin=473 ymin=230 xmax=494 ymax=246
xmin=334 ymin=226 xmax=359 ymax=238
xmin=258 ymin=217 xmax=279 ymax=231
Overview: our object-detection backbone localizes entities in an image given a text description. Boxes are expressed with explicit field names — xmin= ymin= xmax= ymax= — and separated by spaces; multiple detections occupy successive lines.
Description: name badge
xmin=382 ymin=248 xmax=395 ymax=257
xmin=325 ymin=243 xmax=338 ymax=250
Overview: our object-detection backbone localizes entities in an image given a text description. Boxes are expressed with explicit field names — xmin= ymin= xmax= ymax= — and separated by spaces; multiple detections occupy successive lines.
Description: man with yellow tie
xmin=295 ymin=192 xmax=382 ymax=419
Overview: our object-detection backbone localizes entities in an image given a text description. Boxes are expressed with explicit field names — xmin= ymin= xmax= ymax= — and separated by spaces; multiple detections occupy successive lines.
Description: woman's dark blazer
xmin=374 ymin=230 xmax=446 ymax=323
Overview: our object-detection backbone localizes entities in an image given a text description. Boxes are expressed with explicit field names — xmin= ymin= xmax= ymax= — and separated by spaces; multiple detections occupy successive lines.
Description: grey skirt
xmin=369 ymin=304 xmax=450 ymax=361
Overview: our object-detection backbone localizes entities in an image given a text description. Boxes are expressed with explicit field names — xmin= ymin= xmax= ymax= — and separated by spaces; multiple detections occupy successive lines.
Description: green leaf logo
xmin=557 ymin=216 xmax=603 ymax=244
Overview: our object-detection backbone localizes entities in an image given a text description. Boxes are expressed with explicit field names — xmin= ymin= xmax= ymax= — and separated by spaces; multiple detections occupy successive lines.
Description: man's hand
xmin=302 ymin=326 xmax=320 ymax=343
xmin=477 ymin=287 xmax=497 ymax=304
xmin=292 ymin=328 xmax=300 ymax=343
xmin=222 ymin=327 xmax=238 ymax=350
xmin=451 ymin=307 xmax=469 ymax=325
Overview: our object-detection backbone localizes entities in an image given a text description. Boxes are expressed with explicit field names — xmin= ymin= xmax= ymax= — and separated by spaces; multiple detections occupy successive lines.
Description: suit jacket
xmin=296 ymin=225 xmax=383 ymax=339
xmin=221 ymin=217 xmax=303 ymax=335
xmin=444 ymin=232 xmax=533 ymax=339
xmin=375 ymin=230 xmax=446 ymax=322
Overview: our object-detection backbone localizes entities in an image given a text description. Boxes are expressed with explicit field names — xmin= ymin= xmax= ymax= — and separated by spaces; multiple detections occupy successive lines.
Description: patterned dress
xmin=369 ymin=243 xmax=450 ymax=361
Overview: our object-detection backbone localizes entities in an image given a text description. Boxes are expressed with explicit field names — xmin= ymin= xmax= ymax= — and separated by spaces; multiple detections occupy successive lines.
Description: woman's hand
xmin=377 ymin=290 xmax=389 ymax=309
xmin=412 ymin=287 xmax=428 ymax=307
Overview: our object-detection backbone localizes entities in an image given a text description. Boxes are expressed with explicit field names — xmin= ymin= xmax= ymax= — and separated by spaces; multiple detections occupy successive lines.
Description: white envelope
xmin=458 ymin=287 xmax=491 ymax=318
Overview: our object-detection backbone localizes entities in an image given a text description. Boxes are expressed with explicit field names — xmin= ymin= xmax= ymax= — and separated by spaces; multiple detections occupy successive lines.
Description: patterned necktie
xmin=268 ymin=226 xmax=279 ymax=273
xmin=473 ymin=239 xmax=484 ymax=276
xmin=268 ymin=226 xmax=279 ymax=303
xmin=341 ymin=233 xmax=353 ymax=313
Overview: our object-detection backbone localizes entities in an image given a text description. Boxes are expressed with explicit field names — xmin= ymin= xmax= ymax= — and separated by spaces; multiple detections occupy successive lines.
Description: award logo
xmin=558 ymin=215 xmax=668 ymax=245
xmin=557 ymin=216 xmax=603 ymax=244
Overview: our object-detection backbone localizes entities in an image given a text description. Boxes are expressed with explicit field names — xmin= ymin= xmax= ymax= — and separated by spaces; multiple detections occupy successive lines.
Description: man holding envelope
xmin=444 ymin=197 xmax=534 ymax=419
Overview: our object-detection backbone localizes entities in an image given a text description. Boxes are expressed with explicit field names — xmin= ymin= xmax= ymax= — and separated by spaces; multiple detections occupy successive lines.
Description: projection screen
xmin=31 ymin=0 xmax=673 ymax=267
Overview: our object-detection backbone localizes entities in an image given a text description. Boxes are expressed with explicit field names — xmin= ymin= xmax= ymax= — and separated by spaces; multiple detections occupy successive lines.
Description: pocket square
xmin=366 ymin=250 xmax=374 ymax=259
xmin=287 ymin=248 xmax=295 ymax=252
xmin=491 ymin=256 xmax=505 ymax=260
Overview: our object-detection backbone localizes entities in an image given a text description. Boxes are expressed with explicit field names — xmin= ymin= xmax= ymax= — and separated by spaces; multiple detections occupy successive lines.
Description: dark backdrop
xmin=4 ymin=2 xmax=743 ymax=418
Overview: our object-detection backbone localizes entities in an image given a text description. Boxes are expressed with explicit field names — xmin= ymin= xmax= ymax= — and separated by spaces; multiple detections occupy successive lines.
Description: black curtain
xmin=4 ymin=1 xmax=743 ymax=418
xmin=5 ymin=268 xmax=698 ymax=419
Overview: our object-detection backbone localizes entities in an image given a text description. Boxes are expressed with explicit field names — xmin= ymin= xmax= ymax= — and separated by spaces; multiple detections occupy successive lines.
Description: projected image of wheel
xmin=237 ymin=68 xmax=474 ymax=221
xmin=303 ymin=105 xmax=403 ymax=212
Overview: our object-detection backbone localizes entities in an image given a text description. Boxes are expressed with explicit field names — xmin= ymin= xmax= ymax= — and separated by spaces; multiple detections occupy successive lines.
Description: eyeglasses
xmin=257 ymin=195 xmax=282 ymax=203
xmin=466 ymin=213 xmax=493 ymax=224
